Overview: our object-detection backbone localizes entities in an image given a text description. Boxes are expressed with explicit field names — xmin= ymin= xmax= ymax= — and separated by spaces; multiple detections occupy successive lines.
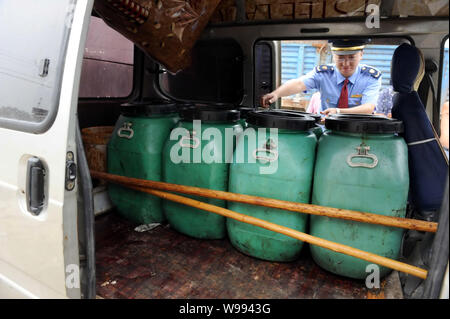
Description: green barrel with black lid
xmin=107 ymin=100 xmax=179 ymax=224
xmin=310 ymin=114 xmax=408 ymax=279
xmin=162 ymin=106 xmax=243 ymax=239
xmin=227 ymin=110 xmax=317 ymax=261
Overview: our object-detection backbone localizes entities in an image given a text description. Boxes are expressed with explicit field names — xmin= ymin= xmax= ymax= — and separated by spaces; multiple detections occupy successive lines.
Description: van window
xmin=0 ymin=0 xmax=74 ymax=132
xmin=439 ymin=38 xmax=449 ymax=151
xmin=440 ymin=39 xmax=449 ymax=107
xmin=158 ymin=39 xmax=244 ymax=104
xmin=78 ymin=16 xmax=134 ymax=98
xmin=259 ymin=39 xmax=407 ymax=111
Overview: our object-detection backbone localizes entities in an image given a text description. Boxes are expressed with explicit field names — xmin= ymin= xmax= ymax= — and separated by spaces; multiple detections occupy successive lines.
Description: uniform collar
xmin=335 ymin=64 xmax=360 ymax=85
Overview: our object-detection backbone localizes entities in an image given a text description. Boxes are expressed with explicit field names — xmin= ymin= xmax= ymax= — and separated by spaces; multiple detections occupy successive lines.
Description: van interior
xmin=73 ymin=2 xmax=449 ymax=300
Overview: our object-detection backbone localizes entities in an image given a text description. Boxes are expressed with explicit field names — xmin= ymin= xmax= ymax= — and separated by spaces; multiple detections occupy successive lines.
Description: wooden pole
xmin=91 ymin=170 xmax=438 ymax=233
xmin=125 ymin=183 xmax=428 ymax=280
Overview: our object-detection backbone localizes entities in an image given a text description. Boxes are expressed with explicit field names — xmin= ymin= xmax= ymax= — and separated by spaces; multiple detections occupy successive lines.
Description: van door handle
xmin=26 ymin=157 xmax=46 ymax=216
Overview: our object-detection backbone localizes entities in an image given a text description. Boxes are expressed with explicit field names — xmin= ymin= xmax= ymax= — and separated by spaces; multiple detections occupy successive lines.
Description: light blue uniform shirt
xmin=300 ymin=64 xmax=382 ymax=112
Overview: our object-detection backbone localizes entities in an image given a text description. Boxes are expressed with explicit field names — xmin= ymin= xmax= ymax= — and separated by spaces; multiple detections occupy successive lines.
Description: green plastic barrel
xmin=227 ymin=110 xmax=317 ymax=261
xmin=162 ymin=106 xmax=243 ymax=239
xmin=107 ymin=101 xmax=179 ymax=224
xmin=310 ymin=114 xmax=408 ymax=279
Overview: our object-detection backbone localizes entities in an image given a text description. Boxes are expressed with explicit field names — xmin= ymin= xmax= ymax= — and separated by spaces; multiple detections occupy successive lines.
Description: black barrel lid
xmin=174 ymin=102 xmax=196 ymax=113
xmin=195 ymin=102 xmax=238 ymax=110
xmin=179 ymin=105 xmax=240 ymax=122
xmin=278 ymin=109 xmax=322 ymax=123
xmin=175 ymin=102 xmax=195 ymax=108
xmin=246 ymin=110 xmax=316 ymax=130
xmin=120 ymin=100 xmax=178 ymax=116
xmin=325 ymin=114 xmax=403 ymax=134
xmin=237 ymin=106 xmax=266 ymax=119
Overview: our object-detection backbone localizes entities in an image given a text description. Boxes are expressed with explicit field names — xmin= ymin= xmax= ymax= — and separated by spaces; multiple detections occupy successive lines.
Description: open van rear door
xmin=0 ymin=0 xmax=93 ymax=298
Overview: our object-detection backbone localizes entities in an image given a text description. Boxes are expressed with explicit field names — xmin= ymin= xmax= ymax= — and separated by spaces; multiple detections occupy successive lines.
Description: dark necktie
xmin=338 ymin=79 xmax=349 ymax=108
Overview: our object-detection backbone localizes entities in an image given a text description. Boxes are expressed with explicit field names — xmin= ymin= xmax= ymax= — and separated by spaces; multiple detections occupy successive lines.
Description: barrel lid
xmin=246 ymin=110 xmax=316 ymax=130
xmin=236 ymin=107 xmax=256 ymax=119
xmin=179 ymin=105 xmax=240 ymax=122
xmin=120 ymin=100 xmax=178 ymax=116
xmin=278 ymin=109 xmax=322 ymax=123
xmin=325 ymin=114 xmax=403 ymax=134
xmin=195 ymin=102 xmax=238 ymax=110
xmin=174 ymin=102 xmax=196 ymax=113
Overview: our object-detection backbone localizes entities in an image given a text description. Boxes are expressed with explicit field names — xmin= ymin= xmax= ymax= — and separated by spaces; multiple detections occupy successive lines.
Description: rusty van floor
xmin=95 ymin=212 xmax=400 ymax=299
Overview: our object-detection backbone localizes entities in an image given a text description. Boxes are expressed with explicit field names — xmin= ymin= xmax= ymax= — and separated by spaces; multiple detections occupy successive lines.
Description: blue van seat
xmin=391 ymin=43 xmax=448 ymax=212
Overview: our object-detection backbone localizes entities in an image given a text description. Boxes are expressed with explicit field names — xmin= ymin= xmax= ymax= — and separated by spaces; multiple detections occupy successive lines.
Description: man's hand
xmin=321 ymin=108 xmax=338 ymax=116
xmin=260 ymin=78 xmax=307 ymax=108
xmin=261 ymin=92 xmax=278 ymax=108
xmin=320 ymin=103 xmax=375 ymax=117
xmin=321 ymin=103 xmax=375 ymax=116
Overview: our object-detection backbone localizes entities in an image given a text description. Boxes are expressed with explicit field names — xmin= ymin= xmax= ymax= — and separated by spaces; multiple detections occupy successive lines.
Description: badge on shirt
xmin=351 ymin=94 xmax=363 ymax=98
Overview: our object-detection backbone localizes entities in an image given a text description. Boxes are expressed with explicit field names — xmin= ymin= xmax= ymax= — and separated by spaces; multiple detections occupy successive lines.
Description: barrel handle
xmin=179 ymin=131 xmax=200 ymax=149
xmin=117 ymin=122 xmax=134 ymax=139
xmin=252 ymin=138 xmax=278 ymax=163
xmin=346 ymin=144 xmax=378 ymax=169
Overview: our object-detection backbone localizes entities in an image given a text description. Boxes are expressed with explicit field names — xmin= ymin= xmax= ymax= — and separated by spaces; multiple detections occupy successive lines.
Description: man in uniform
xmin=261 ymin=39 xmax=382 ymax=115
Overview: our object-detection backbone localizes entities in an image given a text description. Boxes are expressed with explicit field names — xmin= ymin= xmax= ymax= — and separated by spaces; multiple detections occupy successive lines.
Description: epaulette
xmin=316 ymin=65 xmax=334 ymax=72
xmin=361 ymin=66 xmax=381 ymax=79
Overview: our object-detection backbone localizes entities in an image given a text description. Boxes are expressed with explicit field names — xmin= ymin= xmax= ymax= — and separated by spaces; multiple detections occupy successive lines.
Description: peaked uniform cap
xmin=329 ymin=39 xmax=370 ymax=55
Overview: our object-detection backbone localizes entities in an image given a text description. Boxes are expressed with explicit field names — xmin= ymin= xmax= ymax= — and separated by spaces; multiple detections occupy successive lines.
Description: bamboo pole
xmin=124 ymin=183 xmax=428 ymax=280
xmin=91 ymin=170 xmax=438 ymax=233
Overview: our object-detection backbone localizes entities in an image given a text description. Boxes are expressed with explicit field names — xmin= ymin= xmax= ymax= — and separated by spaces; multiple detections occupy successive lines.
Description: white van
xmin=0 ymin=0 xmax=448 ymax=300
